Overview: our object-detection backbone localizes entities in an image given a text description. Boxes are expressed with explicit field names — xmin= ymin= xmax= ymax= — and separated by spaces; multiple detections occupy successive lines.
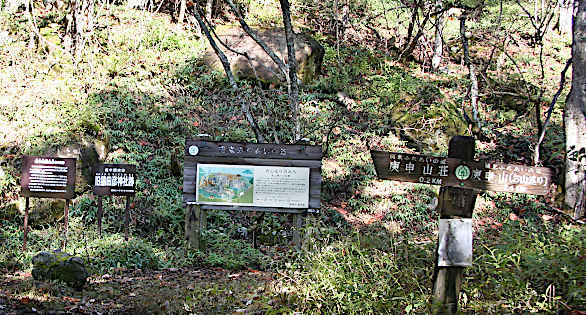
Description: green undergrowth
xmin=0 ymin=1 xmax=583 ymax=314
xmin=274 ymin=194 xmax=585 ymax=313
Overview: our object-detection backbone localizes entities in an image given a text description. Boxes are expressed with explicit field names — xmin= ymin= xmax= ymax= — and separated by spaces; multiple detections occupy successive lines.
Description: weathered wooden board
xmin=371 ymin=150 xmax=554 ymax=195
xmin=184 ymin=140 xmax=322 ymax=212
xmin=20 ymin=156 xmax=76 ymax=199
xmin=93 ymin=164 xmax=137 ymax=196
xmin=185 ymin=140 xmax=323 ymax=160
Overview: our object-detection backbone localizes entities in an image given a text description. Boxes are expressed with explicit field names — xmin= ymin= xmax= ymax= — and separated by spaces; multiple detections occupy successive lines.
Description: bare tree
xmin=278 ymin=0 xmax=301 ymax=141
xmin=202 ymin=0 xmax=302 ymax=142
xmin=460 ymin=10 xmax=481 ymax=134
xmin=65 ymin=0 xmax=96 ymax=61
xmin=191 ymin=6 xmax=265 ymax=142
xmin=431 ymin=0 xmax=445 ymax=71
xmin=564 ymin=0 xmax=586 ymax=219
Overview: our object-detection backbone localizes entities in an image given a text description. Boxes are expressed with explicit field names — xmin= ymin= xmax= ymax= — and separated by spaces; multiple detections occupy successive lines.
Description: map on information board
xmin=196 ymin=164 xmax=310 ymax=208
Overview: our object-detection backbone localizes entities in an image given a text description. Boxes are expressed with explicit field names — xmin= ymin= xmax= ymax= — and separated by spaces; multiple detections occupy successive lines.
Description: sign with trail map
xmin=183 ymin=140 xmax=322 ymax=213
xmin=196 ymin=164 xmax=310 ymax=208
xmin=20 ymin=156 xmax=76 ymax=199
xmin=370 ymin=151 xmax=554 ymax=195
xmin=93 ymin=164 xmax=136 ymax=196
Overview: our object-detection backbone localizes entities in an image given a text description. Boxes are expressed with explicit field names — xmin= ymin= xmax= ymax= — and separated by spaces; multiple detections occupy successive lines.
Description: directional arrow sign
xmin=370 ymin=150 xmax=554 ymax=195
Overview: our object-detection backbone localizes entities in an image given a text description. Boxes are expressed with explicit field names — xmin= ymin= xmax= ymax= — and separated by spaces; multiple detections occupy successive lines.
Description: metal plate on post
xmin=438 ymin=219 xmax=473 ymax=267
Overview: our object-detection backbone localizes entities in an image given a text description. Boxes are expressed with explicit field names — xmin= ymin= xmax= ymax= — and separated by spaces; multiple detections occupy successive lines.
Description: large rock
xmin=204 ymin=27 xmax=325 ymax=85
xmin=52 ymin=136 xmax=109 ymax=191
xmin=32 ymin=250 xmax=89 ymax=289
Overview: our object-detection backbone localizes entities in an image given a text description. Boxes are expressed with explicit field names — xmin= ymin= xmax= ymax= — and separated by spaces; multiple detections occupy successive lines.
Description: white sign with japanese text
xmin=196 ymin=164 xmax=310 ymax=208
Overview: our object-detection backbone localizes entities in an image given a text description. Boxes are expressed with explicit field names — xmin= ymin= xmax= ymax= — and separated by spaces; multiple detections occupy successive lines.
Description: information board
xmin=20 ymin=156 xmax=76 ymax=199
xmin=93 ymin=164 xmax=136 ymax=196
xmin=196 ymin=164 xmax=310 ymax=208
xmin=370 ymin=151 xmax=554 ymax=195
xmin=183 ymin=140 xmax=322 ymax=213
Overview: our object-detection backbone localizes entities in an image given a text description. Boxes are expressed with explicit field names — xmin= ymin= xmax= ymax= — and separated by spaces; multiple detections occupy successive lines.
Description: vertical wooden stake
xmin=432 ymin=136 xmax=477 ymax=314
xmin=293 ymin=212 xmax=305 ymax=249
xmin=124 ymin=196 xmax=131 ymax=241
xmin=97 ymin=196 xmax=103 ymax=237
xmin=185 ymin=204 xmax=204 ymax=249
xmin=23 ymin=197 xmax=30 ymax=251
xmin=62 ymin=199 xmax=70 ymax=250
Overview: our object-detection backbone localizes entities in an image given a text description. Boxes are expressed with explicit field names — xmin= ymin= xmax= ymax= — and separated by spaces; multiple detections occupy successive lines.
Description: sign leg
xmin=432 ymin=136 xmax=477 ymax=314
xmin=185 ymin=204 xmax=203 ymax=249
xmin=124 ymin=196 xmax=131 ymax=241
xmin=293 ymin=213 xmax=305 ymax=249
xmin=62 ymin=199 xmax=70 ymax=250
xmin=23 ymin=197 xmax=30 ymax=251
xmin=97 ymin=196 xmax=103 ymax=237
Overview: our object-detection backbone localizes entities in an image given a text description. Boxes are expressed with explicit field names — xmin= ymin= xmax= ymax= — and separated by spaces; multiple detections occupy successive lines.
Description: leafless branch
xmin=533 ymin=58 xmax=572 ymax=164
xmin=190 ymin=5 xmax=265 ymax=142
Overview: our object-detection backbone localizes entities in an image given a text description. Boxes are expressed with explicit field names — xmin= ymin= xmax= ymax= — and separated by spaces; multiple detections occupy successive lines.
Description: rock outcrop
xmin=204 ymin=27 xmax=324 ymax=85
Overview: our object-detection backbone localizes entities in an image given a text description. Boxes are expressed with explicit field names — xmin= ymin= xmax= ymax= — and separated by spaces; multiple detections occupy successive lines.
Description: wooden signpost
xmin=20 ymin=156 xmax=77 ymax=250
xmin=183 ymin=139 xmax=322 ymax=249
xmin=370 ymin=136 xmax=555 ymax=314
xmin=93 ymin=163 xmax=136 ymax=240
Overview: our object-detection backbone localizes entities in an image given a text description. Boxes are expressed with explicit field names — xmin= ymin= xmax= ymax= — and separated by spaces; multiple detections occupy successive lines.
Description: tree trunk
xmin=559 ymin=0 xmax=573 ymax=34
xmin=460 ymin=11 xmax=481 ymax=133
xmin=279 ymin=0 xmax=301 ymax=141
xmin=564 ymin=0 xmax=586 ymax=219
xmin=65 ymin=0 xmax=96 ymax=61
xmin=404 ymin=4 xmax=418 ymax=51
xmin=178 ymin=0 xmax=186 ymax=23
xmin=205 ymin=0 xmax=213 ymax=21
xmin=432 ymin=0 xmax=446 ymax=72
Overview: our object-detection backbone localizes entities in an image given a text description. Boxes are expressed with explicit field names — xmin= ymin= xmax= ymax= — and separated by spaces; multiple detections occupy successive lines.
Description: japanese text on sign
xmin=93 ymin=164 xmax=136 ymax=196
xmin=217 ymin=144 xmax=288 ymax=157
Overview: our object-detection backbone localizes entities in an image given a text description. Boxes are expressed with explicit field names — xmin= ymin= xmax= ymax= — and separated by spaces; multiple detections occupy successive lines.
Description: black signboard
xmin=20 ymin=156 xmax=76 ymax=199
xmin=93 ymin=164 xmax=136 ymax=196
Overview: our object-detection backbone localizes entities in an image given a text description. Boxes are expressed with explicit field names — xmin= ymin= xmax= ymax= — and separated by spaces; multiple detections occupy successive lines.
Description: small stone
xmin=32 ymin=250 xmax=89 ymax=289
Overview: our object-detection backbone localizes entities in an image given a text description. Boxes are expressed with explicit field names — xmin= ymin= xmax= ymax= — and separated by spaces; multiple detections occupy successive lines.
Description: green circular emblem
xmin=455 ymin=165 xmax=471 ymax=180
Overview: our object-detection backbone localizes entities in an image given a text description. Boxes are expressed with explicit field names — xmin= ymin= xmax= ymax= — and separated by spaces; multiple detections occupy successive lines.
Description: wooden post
xmin=185 ymin=204 xmax=205 ymax=249
xmin=124 ymin=196 xmax=131 ymax=241
xmin=292 ymin=213 xmax=305 ymax=248
xmin=62 ymin=199 xmax=70 ymax=250
xmin=432 ymin=136 xmax=477 ymax=314
xmin=97 ymin=196 xmax=103 ymax=237
xmin=23 ymin=197 xmax=30 ymax=251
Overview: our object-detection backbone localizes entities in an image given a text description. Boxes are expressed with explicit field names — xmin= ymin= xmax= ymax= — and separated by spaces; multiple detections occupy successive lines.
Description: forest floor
xmin=0 ymin=267 xmax=280 ymax=314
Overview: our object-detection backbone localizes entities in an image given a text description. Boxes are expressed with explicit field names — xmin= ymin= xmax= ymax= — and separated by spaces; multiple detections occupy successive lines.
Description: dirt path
xmin=0 ymin=268 xmax=279 ymax=314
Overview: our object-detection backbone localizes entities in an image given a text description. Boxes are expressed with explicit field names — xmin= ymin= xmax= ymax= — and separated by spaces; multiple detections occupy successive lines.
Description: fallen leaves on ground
xmin=0 ymin=267 xmax=277 ymax=314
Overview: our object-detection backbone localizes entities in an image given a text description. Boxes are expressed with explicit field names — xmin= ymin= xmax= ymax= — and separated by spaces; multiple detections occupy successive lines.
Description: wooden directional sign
xmin=20 ymin=156 xmax=76 ymax=199
xmin=93 ymin=164 xmax=137 ymax=196
xmin=371 ymin=150 xmax=554 ymax=195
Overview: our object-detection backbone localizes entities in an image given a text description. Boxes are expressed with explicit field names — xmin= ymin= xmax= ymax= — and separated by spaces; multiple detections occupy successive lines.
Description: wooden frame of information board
xmin=183 ymin=139 xmax=322 ymax=248
xmin=20 ymin=156 xmax=77 ymax=250
xmin=93 ymin=163 xmax=137 ymax=240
